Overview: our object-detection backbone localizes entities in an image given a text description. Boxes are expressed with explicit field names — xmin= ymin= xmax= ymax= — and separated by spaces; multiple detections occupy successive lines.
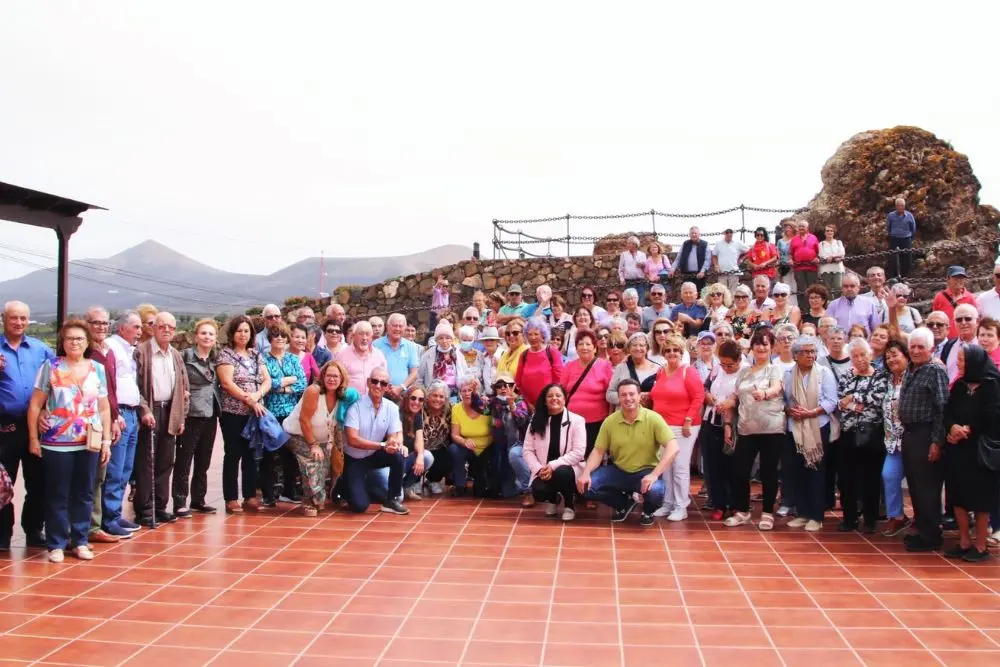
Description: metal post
xmin=473 ymin=242 xmax=480 ymax=260
xmin=650 ymin=209 xmax=657 ymax=238
xmin=492 ymin=220 xmax=498 ymax=260
xmin=54 ymin=225 xmax=72 ymax=330
xmin=565 ymin=214 xmax=571 ymax=258
xmin=739 ymin=204 xmax=747 ymax=244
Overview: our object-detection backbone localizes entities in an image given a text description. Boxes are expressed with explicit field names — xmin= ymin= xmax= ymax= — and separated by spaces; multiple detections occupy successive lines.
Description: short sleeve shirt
xmin=344 ymin=395 xmax=402 ymax=459
xmin=595 ymin=408 xmax=674 ymax=473
xmin=217 ymin=348 xmax=266 ymax=416
xmin=373 ymin=336 xmax=420 ymax=387
xmin=34 ymin=358 xmax=108 ymax=451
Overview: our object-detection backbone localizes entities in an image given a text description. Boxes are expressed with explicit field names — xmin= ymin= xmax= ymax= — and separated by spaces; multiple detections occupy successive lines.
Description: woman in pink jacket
xmin=522 ymin=384 xmax=587 ymax=522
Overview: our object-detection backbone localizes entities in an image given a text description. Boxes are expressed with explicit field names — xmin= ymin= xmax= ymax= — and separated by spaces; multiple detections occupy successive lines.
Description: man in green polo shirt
xmin=577 ymin=379 xmax=678 ymax=526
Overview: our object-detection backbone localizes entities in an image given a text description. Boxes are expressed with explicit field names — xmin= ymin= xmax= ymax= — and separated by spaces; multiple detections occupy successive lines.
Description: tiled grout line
xmin=364 ymin=499 xmax=484 ymax=667
xmin=22 ymin=507 xmax=304 ymax=665
xmin=199 ymin=504 xmax=427 ymax=667
xmin=658 ymin=505 xmax=707 ymax=667
xmin=692 ymin=501 xmax=789 ymax=666
xmin=850 ymin=530 xmax=1000 ymax=650
xmin=805 ymin=532 xmax=948 ymax=665
xmin=756 ymin=527 xmax=869 ymax=666
xmin=608 ymin=519 xmax=627 ymax=667
xmin=535 ymin=516 xmax=565 ymax=667
xmin=454 ymin=505 xmax=523 ymax=667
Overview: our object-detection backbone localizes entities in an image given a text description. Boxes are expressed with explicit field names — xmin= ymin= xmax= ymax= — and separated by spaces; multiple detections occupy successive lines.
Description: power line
xmin=0 ymin=252 xmax=250 ymax=309
xmin=0 ymin=242 xmax=268 ymax=303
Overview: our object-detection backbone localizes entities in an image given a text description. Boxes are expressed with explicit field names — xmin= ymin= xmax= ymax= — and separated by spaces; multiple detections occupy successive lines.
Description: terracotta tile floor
xmin=2 ymin=445 xmax=1000 ymax=666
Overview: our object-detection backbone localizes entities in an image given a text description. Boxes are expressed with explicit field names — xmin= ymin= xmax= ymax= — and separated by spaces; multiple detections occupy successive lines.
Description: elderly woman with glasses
xmin=836 ymin=337 xmax=889 ymax=533
xmin=884 ymin=283 xmax=922 ymax=335
xmin=418 ymin=321 xmax=469 ymax=399
xmin=27 ymin=320 xmax=111 ymax=562
xmin=262 ymin=324 xmax=308 ymax=505
xmin=607 ymin=332 xmax=660 ymax=407
xmin=648 ymin=318 xmax=689 ymax=366
xmin=418 ymin=381 xmax=453 ymax=494
xmin=606 ymin=331 xmax=629 ymax=367
xmin=726 ymin=285 xmax=759 ymax=341
xmin=763 ymin=283 xmax=801 ymax=329
xmin=514 ymin=319 xmax=564 ymax=407
xmin=313 ymin=321 xmax=346 ymax=366
xmin=448 ymin=375 xmax=494 ymax=497
xmin=560 ymin=329 xmax=613 ymax=457
xmin=649 ymin=333 xmax=705 ymax=522
xmin=289 ymin=323 xmax=321 ymax=384
xmin=497 ymin=317 xmax=528 ymax=377
xmin=782 ymin=334 xmax=837 ymax=532
xmin=566 ymin=307 xmax=597 ymax=361
xmin=621 ymin=288 xmax=643 ymax=318
xmin=801 ymin=284 xmax=830 ymax=329
xmin=703 ymin=283 xmax=732 ymax=332
xmin=578 ymin=285 xmax=607 ymax=323
xmin=747 ymin=227 xmax=778 ymax=281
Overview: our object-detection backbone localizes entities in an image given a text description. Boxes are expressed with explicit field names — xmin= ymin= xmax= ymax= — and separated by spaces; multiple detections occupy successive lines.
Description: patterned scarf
xmin=433 ymin=346 xmax=456 ymax=381
xmin=790 ymin=365 xmax=824 ymax=468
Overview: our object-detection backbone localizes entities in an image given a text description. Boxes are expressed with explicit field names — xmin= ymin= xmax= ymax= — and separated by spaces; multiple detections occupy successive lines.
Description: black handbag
xmin=978 ymin=435 xmax=1000 ymax=472
xmin=853 ymin=422 xmax=881 ymax=448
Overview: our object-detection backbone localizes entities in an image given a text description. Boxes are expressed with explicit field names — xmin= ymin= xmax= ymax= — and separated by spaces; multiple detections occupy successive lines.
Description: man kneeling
xmin=578 ymin=379 xmax=678 ymax=526
xmin=343 ymin=368 xmax=410 ymax=515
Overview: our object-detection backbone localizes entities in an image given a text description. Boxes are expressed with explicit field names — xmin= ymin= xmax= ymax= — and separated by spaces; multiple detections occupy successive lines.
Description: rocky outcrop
xmin=592 ymin=232 xmax=666 ymax=256
xmin=789 ymin=126 xmax=1000 ymax=296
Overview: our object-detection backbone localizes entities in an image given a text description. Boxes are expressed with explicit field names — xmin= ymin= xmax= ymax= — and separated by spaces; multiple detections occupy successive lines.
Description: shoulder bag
xmin=566 ymin=359 xmax=596 ymax=403
xmin=978 ymin=435 xmax=1000 ymax=472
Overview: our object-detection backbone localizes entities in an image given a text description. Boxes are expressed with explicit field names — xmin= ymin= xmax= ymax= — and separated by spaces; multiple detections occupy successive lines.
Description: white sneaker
xmin=805 ymin=520 xmax=823 ymax=532
xmin=667 ymin=508 xmax=688 ymax=522
xmin=776 ymin=505 xmax=794 ymax=517
xmin=73 ymin=545 xmax=94 ymax=561
xmin=723 ymin=511 xmax=752 ymax=527
xmin=404 ymin=485 xmax=423 ymax=501
xmin=787 ymin=517 xmax=809 ymax=528
xmin=278 ymin=495 xmax=303 ymax=505
xmin=561 ymin=508 xmax=576 ymax=522
xmin=652 ymin=504 xmax=673 ymax=518
xmin=427 ymin=482 xmax=443 ymax=495
xmin=48 ymin=549 xmax=64 ymax=563
xmin=544 ymin=503 xmax=559 ymax=517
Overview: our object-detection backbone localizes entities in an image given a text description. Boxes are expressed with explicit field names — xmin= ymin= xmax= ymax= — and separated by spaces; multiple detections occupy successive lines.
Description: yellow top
xmin=451 ymin=402 xmax=493 ymax=455
xmin=497 ymin=343 xmax=528 ymax=378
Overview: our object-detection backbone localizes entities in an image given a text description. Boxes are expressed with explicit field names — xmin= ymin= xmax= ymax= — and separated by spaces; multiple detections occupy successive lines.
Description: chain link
xmin=494 ymin=204 xmax=800 ymax=225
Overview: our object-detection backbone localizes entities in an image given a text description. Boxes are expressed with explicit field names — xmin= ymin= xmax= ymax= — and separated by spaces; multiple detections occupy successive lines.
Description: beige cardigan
xmin=136 ymin=340 xmax=190 ymax=436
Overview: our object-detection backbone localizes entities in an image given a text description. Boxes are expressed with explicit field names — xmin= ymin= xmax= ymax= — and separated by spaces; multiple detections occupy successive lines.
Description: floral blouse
xmin=263 ymin=352 xmax=307 ymax=420
xmin=728 ymin=310 xmax=757 ymax=340
xmin=34 ymin=359 xmax=107 ymax=451
xmin=882 ymin=379 xmax=904 ymax=454
xmin=421 ymin=408 xmax=451 ymax=451
xmin=217 ymin=347 xmax=267 ymax=416
xmin=838 ymin=369 xmax=889 ymax=432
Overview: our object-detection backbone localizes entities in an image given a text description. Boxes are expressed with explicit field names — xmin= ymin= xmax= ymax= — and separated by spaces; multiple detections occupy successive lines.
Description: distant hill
xmin=0 ymin=240 xmax=472 ymax=318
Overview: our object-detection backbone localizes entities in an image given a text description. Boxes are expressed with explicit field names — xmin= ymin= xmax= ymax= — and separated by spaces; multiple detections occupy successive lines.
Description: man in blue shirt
xmin=641 ymin=284 xmax=673 ymax=331
xmin=343 ymin=367 xmax=409 ymax=515
xmin=670 ymin=282 xmax=708 ymax=337
xmin=0 ymin=301 xmax=55 ymax=551
xmin=255 ymin=304 xmax=282 ymax=354
xmin=887 ymin=197 xmax=917 ymax=278
xmin=372 ymin=313 xmax=420 ymax=402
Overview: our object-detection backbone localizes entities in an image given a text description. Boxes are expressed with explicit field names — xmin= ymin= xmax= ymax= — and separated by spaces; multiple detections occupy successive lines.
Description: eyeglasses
xmin=581 ymin=293 xmax=594 ymax=299
xmin=506 ymin=330 xmax=522 ymax=337
xmin=650 ymin=291 xmax=665 ymax=296
xmin=609 ymin=342 xmax=626 ymax=349
xmin=955 ymin=317 xmax=975 ymax=323
xmin=264 ymin=314 xmax=281 ymax=320
xmin=663 ymin=347 xmax=683 ymax=354
xmin=653 ymin=328 xmax=670 ymax=335
xmin=64 ymin=336 xmax=87 ymax=344
xmin=156 ymin=324 xmax=176 ymax=331
xmin=777 ymin=335 xmax=795 ymax=343
xmin=774 ymin=293 xmax=788 ymax=298
xmin=325 ymin=328 xmax=342 ymax=334
xmin=734 ymin=295 xmax=748 ymax=300
xmin=927 ymin=322 xmax=948 ymax=328
xmin=87 ymin=320 xmax=109 ymax=327
xmin=597 ymin=334 xmax=609 ymax=340
xmin=368 ymin=378 xmax=390 ymax=388
xmin=408 ymin=396 xmax=425 ymax=403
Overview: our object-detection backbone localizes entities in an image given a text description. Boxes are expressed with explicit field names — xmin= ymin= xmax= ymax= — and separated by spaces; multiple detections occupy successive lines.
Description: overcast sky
xmin=1 ymin=1 xmax=997 ymax=283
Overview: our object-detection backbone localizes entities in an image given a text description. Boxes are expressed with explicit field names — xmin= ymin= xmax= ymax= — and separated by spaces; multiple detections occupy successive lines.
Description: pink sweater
xmin=515 ymin=345 xmax=565 ymax=407
xmin=559 ymin=358 xmax=613 ymax=424
xmin=522 ymin=410 xmax=587 ymax=483
xmin=649 ymin=365 xmax=705 ymax=426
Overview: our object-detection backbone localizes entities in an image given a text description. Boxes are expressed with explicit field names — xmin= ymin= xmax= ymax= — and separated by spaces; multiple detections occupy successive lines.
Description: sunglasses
xmin=581 ymin=293 xmax=595 ymax=299
xmin=597 ymin=334 xmax=609 ymax=340
xmin=609 ymin=342 xmax=626 ymax=349
xmin=145 ymin=320 xmax=155 ymax=327
xmin=927 ymin=322 xmax=948 ymax=328
xmin=506 ymin=330 xmax=522 ymax=337
xmin=408 ymin=396 xmax=425 ymax=403
xmin=368 ymin=379 xmax=390 ymax=388
xmin=606 ymin=298 xmax=619 ymax=302
xmin=653 ymin=328 xmax=670 ymax=335
xmin=663 ymin=347 xmax=683 ymax=354
xmin=709 ymin=293 xmax=722 ymax=297
xmin=774 ymin=293 xmax=788 ymax=298
xmin=494 ymin=381 xmax=514 ymax=389
xmin=955 ymin=317 xmax=975 ymax=323
xmin=734 ymin=295 xmax=748 ymax=300
xmin=325 ymin=328 xmax=342 ymax=334
xmin=271 ymin=333 xmax=289 ymax=340
xmin=994 ymin=274 xmax=1000 ymax=279
xmin=463 ymin=316 xmax=478 ymax=322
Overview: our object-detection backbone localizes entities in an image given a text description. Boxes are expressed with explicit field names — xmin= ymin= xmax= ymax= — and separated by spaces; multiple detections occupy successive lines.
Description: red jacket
xmin=790 ymin=233 xmax=819 ymax=272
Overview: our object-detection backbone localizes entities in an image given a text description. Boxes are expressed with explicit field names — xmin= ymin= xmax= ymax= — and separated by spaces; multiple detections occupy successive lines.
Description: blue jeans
xmin=448 ymin=443 xmax=482 ymax=490
xmin=780 ymin=433 xmax=799 ymax=510
xmin=789 ymin=425 xmax=828 ymax=522
xmin=882 ymin=450 xmax=905 ymax=519
xmin=344 ymin=449 xmax=405 ymax=512
xmin=368 ymin=451 xmax=434 ymax=499
xmin=585 ymin=464 xmax=664 ymax=514
xmin=508 ymin=444 xmax=530 ymax=494
xmin=43 ymin=449 xmax=99 ymax=550
xmin=103 ymin=407 xmax=138 ymax=528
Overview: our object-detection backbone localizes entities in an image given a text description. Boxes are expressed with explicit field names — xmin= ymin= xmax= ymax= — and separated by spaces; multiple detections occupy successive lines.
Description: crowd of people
xmin=1 ymin=203 xmax=999 ymax=565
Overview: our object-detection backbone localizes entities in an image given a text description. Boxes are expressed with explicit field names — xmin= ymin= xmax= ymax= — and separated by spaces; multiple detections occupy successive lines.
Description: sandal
xmin=758 ymin=513 xmax=775 ymax=531
xmin=303 ymin=505 xmax=318 ymax=517
xmin=225 ymin=500 xmax=243 ymax=515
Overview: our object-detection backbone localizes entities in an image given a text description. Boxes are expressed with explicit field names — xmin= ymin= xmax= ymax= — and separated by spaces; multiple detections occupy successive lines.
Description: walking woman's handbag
xmin=978 ymin=434 xmax=1000 ymax=472
xmin=86 ymin=421 xmax=104 ymax=453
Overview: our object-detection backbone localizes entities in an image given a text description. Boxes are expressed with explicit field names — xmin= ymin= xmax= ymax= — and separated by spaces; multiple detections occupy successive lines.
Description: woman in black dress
xmin=943 ymin=345 xmax=1000 ymax=562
